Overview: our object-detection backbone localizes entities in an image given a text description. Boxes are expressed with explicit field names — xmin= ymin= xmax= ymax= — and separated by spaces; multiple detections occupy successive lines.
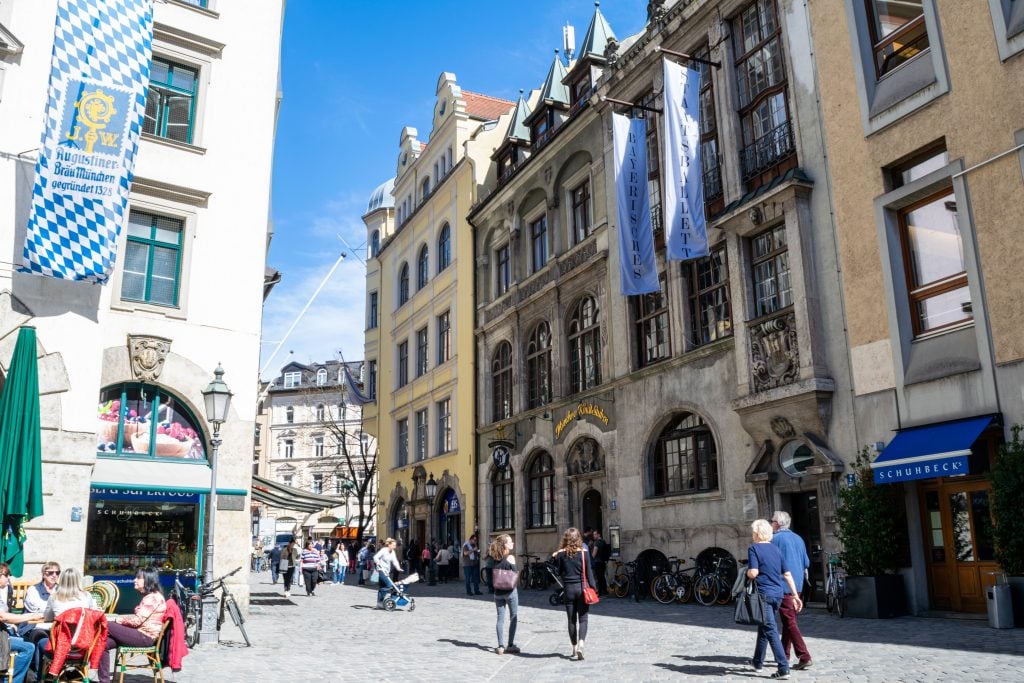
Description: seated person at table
xmin=19 ymin=561 xmax=60 ymax=633
xmin=0 ymin=562 xmax=42 ymax=683
xmin=98 ymin=566 xmax=166 ymax=683
xmin=34 ymin=567 xmax=99 ymax=680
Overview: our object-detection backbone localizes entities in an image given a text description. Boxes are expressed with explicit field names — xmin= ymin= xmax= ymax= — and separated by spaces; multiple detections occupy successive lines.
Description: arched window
xmin=568 ymin=296 xmax=601 ymax=393
xmin=493 ymin=467 xmax=514 ymax=531
xmin=370 ymin=230 xmax=380 ymax=258
xmin=527 ymin=452 xmax=555 ymax=527
xmin=421 ymin=177 xmax=430 ymax=201
xmin=398 ymin=262 xmax=410 ymax=305
xmin=285 ymin=406 xmax=294 ymax=424
xmin=315 ymin=404 xmax=325 ymax=421
xmin=316 ymin=368 xmax=327 ymax=386
xmin=648 ymin=412 xmax=719 ymax=497
xmin=437 ymin=223 xmax=451 ymax=272
xmin=95 ymin=383 xmax=206 ymax=459
xmin=526 ymin=322 xmax=552 ymax=408
xmin=417 ymin=244 xmax=429 ymax=289
xmin=491 ymin=342 xmax=513 ymax=421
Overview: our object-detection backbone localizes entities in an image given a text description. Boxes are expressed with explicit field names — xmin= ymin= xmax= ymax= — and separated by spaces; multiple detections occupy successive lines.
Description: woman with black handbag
xmin=553 ymin=527 xmax=597 ymax=661
xmin=746 ymin=519 xmax=803 ymax=680
xmin=488 ymin=534 xmax=520 ymax=655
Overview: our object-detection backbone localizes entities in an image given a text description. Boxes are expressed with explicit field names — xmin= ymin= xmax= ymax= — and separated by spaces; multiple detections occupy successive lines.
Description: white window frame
xmin=316 ymin=368 xmax=327 ymax=386
xmin=988 ymin=0 xmax=1024 ymax=61
xmin=283 ymin=372 xmax=301 ymax=389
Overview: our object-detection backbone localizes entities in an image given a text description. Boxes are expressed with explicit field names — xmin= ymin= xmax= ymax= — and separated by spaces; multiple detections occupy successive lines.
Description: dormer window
xmin=571 ymin=74 xmax=592 ymax=105
xmin=283 ymin=371 xmax=301 ymax=389
xmin=316 ymin=368 xmax=327 ymax=386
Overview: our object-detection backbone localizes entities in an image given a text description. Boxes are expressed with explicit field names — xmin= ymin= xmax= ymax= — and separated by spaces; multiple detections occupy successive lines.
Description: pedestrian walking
xmin=407 ymin=538 xmax=421 ymax=577
xmin=553 ymin=527 xmax=596 ymax=661
xmin=747 ymin=519 xmax=803 ymax=680
xmin=435 ymin=544 xmax=451 ymax=584
xmin=489 ymin=534 xmax=520 ymax=655
xmin=462 ymin=534 xmax=482 ymax=595
xmin=771 ymin=511 xmax=812 ymax=670
xmin=421 ymin=544 xmax=433 ymax=584
xmin=301 ymin=540 xmax=320 ymax=596
xmin=269 ymin=544 xmax=282 ymax=584
xmin=335 ymin=543 xmax=349 ymax=584
xmin=591 ymin=530 xmax=610 ymax=596
xmin=282 ymin=538 xmax=299 ymax=598
xmin=373 ymin=538 xmax=404 ymax=610
xmin=357 ymin=542 xmax=369 ymax=585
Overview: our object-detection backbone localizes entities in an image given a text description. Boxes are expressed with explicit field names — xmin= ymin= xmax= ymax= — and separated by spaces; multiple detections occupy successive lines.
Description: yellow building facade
xmin=363 ymin=73 xmax=513 ymax=551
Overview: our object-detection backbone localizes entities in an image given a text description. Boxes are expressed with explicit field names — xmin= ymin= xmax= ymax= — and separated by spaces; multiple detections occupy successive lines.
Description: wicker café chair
xmin=86 ymin=582 xmax=120 ymax=615
xmin=113 ymin=619 xmax=170 ymax=683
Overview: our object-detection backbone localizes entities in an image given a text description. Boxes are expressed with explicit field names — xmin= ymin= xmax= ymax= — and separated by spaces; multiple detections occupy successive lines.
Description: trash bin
xmin=987 ymin=574 xmax=1014 ymax=629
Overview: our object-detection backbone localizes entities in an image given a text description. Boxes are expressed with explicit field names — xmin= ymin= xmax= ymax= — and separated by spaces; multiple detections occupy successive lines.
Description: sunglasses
xmin=44 ymin=571 xmax=60 ymax=576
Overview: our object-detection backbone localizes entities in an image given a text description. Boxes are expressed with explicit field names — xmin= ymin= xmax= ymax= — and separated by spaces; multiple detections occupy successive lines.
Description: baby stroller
xmin=546 ymin=562 xmax=566 ymax=606
xmin=382 ymin=572 xmax=419 ymax=612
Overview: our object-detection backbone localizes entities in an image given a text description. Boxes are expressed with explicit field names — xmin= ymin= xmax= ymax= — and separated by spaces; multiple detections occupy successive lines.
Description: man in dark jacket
xmin=269 ymin=545 xmax=282 ymax=584
xmin=591 ymin=530 xmax=611 ymax=596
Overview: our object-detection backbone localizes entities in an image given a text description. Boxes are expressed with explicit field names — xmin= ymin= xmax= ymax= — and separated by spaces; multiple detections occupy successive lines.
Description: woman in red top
xmin=98 ymin=566 xmax=166 ymax=683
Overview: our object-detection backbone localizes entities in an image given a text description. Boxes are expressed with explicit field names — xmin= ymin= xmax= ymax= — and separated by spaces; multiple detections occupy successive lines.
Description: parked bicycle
xmin=170 ymin=568 xmax=201 ymax=647
xmin=694 ymin=555 xmax=737 ymax=606
xmin=825 ymin=551 xmax=847 ymax=618
xmin=516 ymin=554 xmax=551 ymax=590
xmin=175 ymin=566 xmax=251 ymax=647
xmin=651 ymin=556 xmax=702 ymax=605
xmin=608 ymin=559 xmax=635 ymax=598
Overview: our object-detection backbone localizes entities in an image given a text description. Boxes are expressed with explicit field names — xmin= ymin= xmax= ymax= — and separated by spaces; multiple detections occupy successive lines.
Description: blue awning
xmin=870 ymin=415 xmax=996 ymax=484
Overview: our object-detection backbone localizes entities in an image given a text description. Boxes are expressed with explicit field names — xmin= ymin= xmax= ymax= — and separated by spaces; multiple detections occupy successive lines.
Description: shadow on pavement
xmin=654 ymin=662 xmax=733 ymax=676
xmin=437 ymin=637 xmax=494 ymax=653
xmin=674 ymin=654 xmax=752 ymax=665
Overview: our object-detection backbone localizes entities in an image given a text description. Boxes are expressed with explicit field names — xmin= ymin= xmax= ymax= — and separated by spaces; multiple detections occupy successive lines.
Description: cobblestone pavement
xmin=146 ymin=571 xmax=1024 ymax=683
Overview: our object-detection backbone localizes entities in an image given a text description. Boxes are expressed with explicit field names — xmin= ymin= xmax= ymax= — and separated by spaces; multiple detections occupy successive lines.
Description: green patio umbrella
xmin=0 ymin=326 xmax=44 ymax=576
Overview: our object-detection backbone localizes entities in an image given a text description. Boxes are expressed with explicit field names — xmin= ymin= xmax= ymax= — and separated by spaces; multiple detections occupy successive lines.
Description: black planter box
xmin=845 ymin=574 xmax=908 ymax=619
xmin=1006 ymin=576 xmax=1024 ymax=627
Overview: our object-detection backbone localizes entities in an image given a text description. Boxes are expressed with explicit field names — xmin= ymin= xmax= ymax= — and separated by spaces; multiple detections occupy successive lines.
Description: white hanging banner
xmin=662 ymin=58 xmax=708 ymax=261
xmin=611 ymin=113 xmax=659 ymax=296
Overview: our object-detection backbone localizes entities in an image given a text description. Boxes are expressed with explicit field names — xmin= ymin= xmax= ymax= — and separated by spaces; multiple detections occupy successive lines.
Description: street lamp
xmin=425 ymin=473 xmax=438 ymax=501
xmin=199 ymin=364 xmax=232 ymax=645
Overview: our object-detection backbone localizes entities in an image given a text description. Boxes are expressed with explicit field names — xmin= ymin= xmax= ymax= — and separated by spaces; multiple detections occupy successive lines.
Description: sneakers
xmin=505 ymin=645 xmax=520 ymax=654
xmin=770 ymin=673 xmax=790 ymax=680
xmin=283 ymin=591 xmax=290 ymax=598
xmin=375 ymin=601 xmax=384 ymax=610
xmin=496 ymin=647 xmax=505 ymax=655
xmin=793 ymin=661 xmax=813 ymax=670
xmin=750 ymin=660 xmax=763 ymax=672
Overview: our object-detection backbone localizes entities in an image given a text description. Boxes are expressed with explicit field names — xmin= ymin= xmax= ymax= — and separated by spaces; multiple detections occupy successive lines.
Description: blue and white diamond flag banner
xmin=22 ymin=0 xmax=154 ymax=283
xmin=612 ymin=113 xmax=659 ymax=296
xmin=662 ymin=58 xmax=708 ymax=262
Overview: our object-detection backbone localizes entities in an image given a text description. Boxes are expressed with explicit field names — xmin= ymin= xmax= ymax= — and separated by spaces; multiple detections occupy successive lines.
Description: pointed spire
xmin=578 ymin=1 xmax=616 ymax=60
xmin=538 ymin=49 xmax=570 ymax=105
xmin=504 ymin=89 xmax=532 ymax=143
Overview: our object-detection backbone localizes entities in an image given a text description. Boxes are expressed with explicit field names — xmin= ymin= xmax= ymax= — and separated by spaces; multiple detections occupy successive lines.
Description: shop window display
xmin=96 ymin=384 xmax=206 ymax=459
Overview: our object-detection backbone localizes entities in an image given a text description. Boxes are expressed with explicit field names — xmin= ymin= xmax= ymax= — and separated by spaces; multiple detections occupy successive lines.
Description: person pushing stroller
xmin=374 ymin=538 xmax=405 ymax=610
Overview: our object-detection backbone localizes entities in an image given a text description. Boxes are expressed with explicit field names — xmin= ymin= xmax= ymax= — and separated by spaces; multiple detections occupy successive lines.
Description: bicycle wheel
xmin=694 ymin=573 xmax=718 ymax=606
xmin=226 ymin=598 xmax=251 ymax=647
xmin=518 ymin=566 xmax=530 ymax=590
xmin=675 ymin=575 xmax=694 ymax=604
xmin=610 ymin=574 xmax=629 ymax=598
xmin=836 ymin=579 xmax=847 ymax=618
xmin=715 ymin=577 xmax=732 ymax=605
xmin=825 ymin=576 xmax=835 ymax=613
xmin=184 ymin=610 xmax=199 ymax=648
xmin=652 ymin=574 xmax=677 ymax=604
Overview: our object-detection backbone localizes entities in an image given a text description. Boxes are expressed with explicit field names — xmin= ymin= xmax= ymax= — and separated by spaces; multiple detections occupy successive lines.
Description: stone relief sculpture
xmin=749 ymin=312 xmax=799 ymax=392
xmin=568 ymin=437 xmax=602 ymax=475
xmin=128 ymin=335 xmax=172 ymax=382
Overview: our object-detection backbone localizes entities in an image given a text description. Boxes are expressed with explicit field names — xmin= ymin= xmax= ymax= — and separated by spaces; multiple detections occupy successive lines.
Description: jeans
xmin=270 ymin=562 xmax=280 ymax=583
xmin=564 ymin=583 xmax=590 ymax=645
xmin=495 ymin=589 xmax=518 ymax=648
xmin=334 ymin=564 xmax=347 ymax=583
xmin=753 ymin=594 xmax=789 ymax=674
xmin=464 ymin=564 xmax=480 ymax=594
xmin=302 ymin=567 xmax=318 ymax=595
xmin=7 ymin=636 xmax=34 ymax=683
xmin=99 ymin=622 xmax=154 ymax=683
xmin=779 ymin=594 xmax=811 ymax=662
xmin=376 ymin=572 xmax=398 ymax=605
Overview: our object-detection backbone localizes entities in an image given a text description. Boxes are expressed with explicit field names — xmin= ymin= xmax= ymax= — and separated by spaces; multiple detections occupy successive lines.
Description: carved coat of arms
xmin=128 ymin=335 xmax=172 ymax=382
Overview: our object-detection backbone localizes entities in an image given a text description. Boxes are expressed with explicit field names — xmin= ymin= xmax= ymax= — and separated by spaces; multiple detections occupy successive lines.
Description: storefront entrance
xmin=786 ymin=491 xmax=823 ymax=602
xmin=918 ymin=479 xmax=997 ymax=613
xmin=437 ymin=489 xmax=462 ymax=548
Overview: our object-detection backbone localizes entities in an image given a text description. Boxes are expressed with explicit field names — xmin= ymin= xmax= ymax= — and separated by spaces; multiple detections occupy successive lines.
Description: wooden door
xmin=789 ymin=492 xmax=824 ymax=602
xmin=919 ymin=480 xmax=998 ymax=612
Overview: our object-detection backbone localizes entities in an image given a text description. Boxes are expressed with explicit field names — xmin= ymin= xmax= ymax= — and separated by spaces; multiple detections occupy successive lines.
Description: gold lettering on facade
xmin=555 ymin=402 xmax=610 ymax=439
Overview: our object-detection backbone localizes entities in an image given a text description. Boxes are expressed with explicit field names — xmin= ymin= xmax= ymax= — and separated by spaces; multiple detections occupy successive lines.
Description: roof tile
xmin=462 ymin=90 xmax=515 ymax=121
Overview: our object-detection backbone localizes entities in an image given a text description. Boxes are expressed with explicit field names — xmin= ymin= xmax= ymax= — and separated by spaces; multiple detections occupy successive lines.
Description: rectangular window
xmin=144 ymin=57 xmax=198 ymax=144
xmin=865 ymin=0 xmax=929 ymax=77
xmin=314 ymin=436 xmax=324 ymax=458
xmin=312 ymin=474 xmax=323 ymax=494
xmin=282 ymin=474 xmax=293 ymax=487
xmin=368 ymin=291 xmax=378 ymax=329
xmin=396 ymin=419 xmax=408 ymax=467
xmin=398 ymin=341 xmax=409 ymax=388
xmin=283 ymin=372 xmax=301 ymax=389
xmin=571 ymin=180 xmax=592 ymax=244
xmin=437 ymin=310 xmax=451 ymax=365
xmin=636 ymin=91 xmax=662 ymax=235
xmin=436 ymin=398 xmax=452 ymax=454
xmin=121 ymin=210 xmax=183 ymax=307
xmin=696 ymin=44 xmax=723 ymax=212
xmin=751 ymin=225 xmax=792 ymax=318
xmin=416 ymin=326 xmax=428 ymax=377
xmin=283 ymin=439 xmax=293 ymax=459
xmin=415 ymin=409 xmax=428 ymax=461
xmin=367 ymin=360 xmax=377 ymax=400
xmin=530 ymin=215 xmax=548 ymax=272
xmin=688 ymin=245 xmax=733 ymax=345
xmin=633 ymin=274 xmax=671 ymax=367
xmin=496 ymin=244 xmax=511 ymax=295
xmin=733 ymin=0 xmax=795 ymax=189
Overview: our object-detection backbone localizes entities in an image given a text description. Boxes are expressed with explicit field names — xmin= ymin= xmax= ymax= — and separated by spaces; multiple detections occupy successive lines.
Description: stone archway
xmin=566 ymin=437 xmax=605 ymax=531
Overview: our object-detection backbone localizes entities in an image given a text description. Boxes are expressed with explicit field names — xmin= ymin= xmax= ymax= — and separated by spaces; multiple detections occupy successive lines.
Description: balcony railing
xmin=703 ymin=156 xmax=723 ymax=202
xmin=739 ymin=121 xmax=795 ymax=182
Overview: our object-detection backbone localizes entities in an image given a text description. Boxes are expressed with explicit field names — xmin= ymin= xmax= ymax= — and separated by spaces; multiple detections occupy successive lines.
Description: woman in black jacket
xmin=553 ymin=527 xmax=596 ymax=660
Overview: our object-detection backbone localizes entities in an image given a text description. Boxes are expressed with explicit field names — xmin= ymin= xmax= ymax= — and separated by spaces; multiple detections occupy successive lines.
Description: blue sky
xmin=261 ymin=1 xmax=645 ymax=378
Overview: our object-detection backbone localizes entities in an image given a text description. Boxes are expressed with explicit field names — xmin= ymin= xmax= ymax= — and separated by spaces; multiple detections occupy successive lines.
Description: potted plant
xmin=834 ymin=448 xmax=909 ymax=618
xmin=990 ymin=425 xmax=1024 ymax=624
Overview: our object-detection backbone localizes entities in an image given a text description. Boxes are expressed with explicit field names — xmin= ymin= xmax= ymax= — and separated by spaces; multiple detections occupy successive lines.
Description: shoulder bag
xmin=581 ymin=550 xmax=600 ymax=605
xmin=734 ymin=577 xmax=768 ymax=626
xmin=491 ymin=559 xmax=519 ymax=591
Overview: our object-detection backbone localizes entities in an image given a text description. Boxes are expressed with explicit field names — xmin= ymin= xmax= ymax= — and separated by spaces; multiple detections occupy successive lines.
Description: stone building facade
xmin=0 ymin=0 xmax=282 ymax=609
